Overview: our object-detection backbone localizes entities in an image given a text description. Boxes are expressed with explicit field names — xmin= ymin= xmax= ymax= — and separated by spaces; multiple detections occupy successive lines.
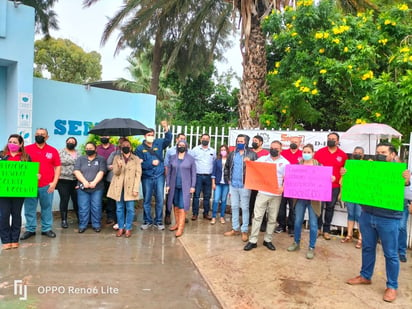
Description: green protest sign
xmin=341 ymin=160 xmax=406 ymax=211
xmin=0 ymin=161 xmax=39 ymax=197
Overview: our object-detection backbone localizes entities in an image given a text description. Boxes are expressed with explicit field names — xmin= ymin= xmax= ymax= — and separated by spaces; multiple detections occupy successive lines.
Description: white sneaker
xmin=156 ymin=224 xmax=165 ymax=230
xmin=140 ymin=223 xmax=152 ymax=230
xmin=112 ymin=223 xmax=119 ymax=230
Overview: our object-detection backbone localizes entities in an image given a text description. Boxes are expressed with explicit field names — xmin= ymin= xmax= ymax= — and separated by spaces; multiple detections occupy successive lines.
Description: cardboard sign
xmin=0 ymin=161 xmax=39 ymax=197
xmin=283 ymin=165 xmax=333 ymax=201
xmin=341 ymin=160 xmax=406 ymax=211
xmin=245 ymin=161 xmax=281 ymax=194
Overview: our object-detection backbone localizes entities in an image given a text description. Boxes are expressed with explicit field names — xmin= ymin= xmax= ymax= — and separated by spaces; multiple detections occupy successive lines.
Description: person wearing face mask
xmin=347 ymin=142 xmax=410 ymax=303
xmin=223 ymin=134 xmax=257 ymax=242
xmin=341 ymin=146 xmax=364 ymax=248
xmin=0 ymin=134 xmax=31 ymax=249
xmin=287 ymin=144 xmax=325 ymax=259
xmin=243 ymin=140 xmax=290 ymax=251
xmin=73 ymin=142 xmax=107 ymax=233
xmin=96 ymin=136 xmax=117 ymax=226
xmin=107 ymin=139 xmax=142 ymax=238
xmin=56 ymin=137 xmax=81 ymax=228
xmin=249 ymin=135 xmax=269 ymax=226
xmin=211 ymin=145 xmax=231 ymax=224
xmin=135 ymin=120 xmax=172 ymax=231
xmin=314 ymin=132 xmax=347 ymax=240
xmin=276 ymin=136 xmax=303 ymax=236
xmin=21 ymin=128 xmax=61 ymax=241
xmin=190 ymin=134 xmax=216 ymax=220
xmin=166 ymin=140 xmax=196 ymax=237
xmin=164 ymin=133 xmax=190 ymax=225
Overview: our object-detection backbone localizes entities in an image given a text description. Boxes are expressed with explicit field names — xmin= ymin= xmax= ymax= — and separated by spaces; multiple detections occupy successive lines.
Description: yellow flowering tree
xmin=261 ymin=0 xmax=412 ymax=134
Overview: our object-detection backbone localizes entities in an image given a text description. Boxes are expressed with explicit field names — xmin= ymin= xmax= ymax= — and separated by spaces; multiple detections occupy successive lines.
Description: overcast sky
xmin=45 ymin=0 xmax=243 ymax=83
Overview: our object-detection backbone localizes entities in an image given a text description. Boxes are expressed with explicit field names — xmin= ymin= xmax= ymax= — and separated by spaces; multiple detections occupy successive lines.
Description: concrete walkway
xmin=0 ymin=210 xmax=411 ymax=308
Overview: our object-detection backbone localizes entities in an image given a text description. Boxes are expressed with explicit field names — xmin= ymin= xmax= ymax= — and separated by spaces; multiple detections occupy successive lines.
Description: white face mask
xmin=146 ymin=136 xmax=155 ymax=143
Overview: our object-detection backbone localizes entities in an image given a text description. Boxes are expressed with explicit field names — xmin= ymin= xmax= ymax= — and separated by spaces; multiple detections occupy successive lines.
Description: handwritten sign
xmin=341 ymin=160 xmax=406 ymax=211
xmin=245 ymin=161 xmax=281 ymax=194
xmin=283 ymin=165 xmax=332 ymax=201
xmin=0 ymin=161 xmax=39 ymax=197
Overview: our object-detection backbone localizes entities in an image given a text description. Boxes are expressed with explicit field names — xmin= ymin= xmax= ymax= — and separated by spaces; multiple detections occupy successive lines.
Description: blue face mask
xmin=237 ymin=143 xmax=245 ymax=150
xmin=302 ymin=153 xmax=312 ymax=161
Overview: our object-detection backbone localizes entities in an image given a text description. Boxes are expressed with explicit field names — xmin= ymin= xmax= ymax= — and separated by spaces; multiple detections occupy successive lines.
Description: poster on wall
xmin=18 ymin=93 xmax=32 ymax=110
xmin=17 ymin=109 xmax=32 ymax=127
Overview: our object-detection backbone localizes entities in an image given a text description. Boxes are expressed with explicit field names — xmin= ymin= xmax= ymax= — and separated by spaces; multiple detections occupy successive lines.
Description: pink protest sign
xmin=283 ymin=165 xmax=333 ymax=201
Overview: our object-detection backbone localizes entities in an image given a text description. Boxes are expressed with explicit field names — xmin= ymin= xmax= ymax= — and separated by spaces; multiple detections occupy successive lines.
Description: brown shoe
xmin=346 ymin=275 xmax=372 ymax=285
xmin=125 ymin=230 xmax=132 ymax=238
xmin=241 ymin=232 xmax=249 ymax=242
xmin=323 ymin=232 xmax=331 ymax=240
xmin=224 ymin=230 xmax=240 ymax=236
xmin=203 ymin=214 xmax=212 ymax=220
xmin=164 ymin=215 xmax=171 ymax=225
xmin=2 ymin=243 xmax=12 ymax=250
xmin=191 ymin=215 xmax=198 ymax=221
xmin=383 ymin=288 xmax=397 ymax=302
xmin=116 ymin=229 xmax=124 ymax=237
xmin=11 ymin=243 xmax=19 ymax=249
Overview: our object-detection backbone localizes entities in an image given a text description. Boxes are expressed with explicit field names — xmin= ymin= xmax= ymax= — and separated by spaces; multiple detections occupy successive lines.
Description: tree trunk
xmin=238 ymin=15 xmax=266 ymax=129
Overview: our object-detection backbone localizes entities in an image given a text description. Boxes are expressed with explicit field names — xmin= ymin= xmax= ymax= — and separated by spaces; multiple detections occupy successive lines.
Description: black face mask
xmin=290 ymin=143 xmax=298 ymax=150
xmin=177 ymin=146 xmax=186 ymax=153
xmin=201 ymin=140 xmax=209 ymax=147
xmin=252 ymin=142 xmax=259 ymax=149
xmin=100 ymin=137 xmax=109 ymax=144
xmin=375 ymin=154 xmax=387 ymax=162
xmin=352 ymin=154 xmax=362 ymax=160
xmin=121 ymin=147 xmax=131 ymax=154
xmin=66 ymin=143 xmax=76 ymax=150
xmin=35 ymin=135 xmax=45 ymax=144
xmin=327 ymin=140 xmax=336 ymax=147
xmin=270 ymin=149 xmax=279 ymax=157
xmin=86 ymin=150 xmax=96 ymax=156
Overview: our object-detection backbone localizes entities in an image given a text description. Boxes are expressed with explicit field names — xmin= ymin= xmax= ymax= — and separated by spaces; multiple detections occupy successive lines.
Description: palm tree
xmin=20 ymin=0 xmax=59 ymax=37
xmin=83 ymin=0 xmax=233 ymax=96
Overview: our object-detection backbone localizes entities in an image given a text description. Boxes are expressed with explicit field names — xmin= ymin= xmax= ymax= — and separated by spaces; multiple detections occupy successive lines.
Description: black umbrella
xmin=88 ymin=118 xmax=151 ymax=136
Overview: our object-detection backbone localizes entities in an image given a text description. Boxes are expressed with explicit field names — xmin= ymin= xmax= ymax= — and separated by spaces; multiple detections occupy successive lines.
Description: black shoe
xmin=400 ymin=255 xmax=407 ymax=263
xmin=288 ymin=229 xmax=294 ymax=237
xmin=41 ymin=230 xmax=56 ymax=238
xmin=263 ymin=241 xmax=276 ymax=251
xmin=78 ymin=228 xmax=86 ymax=233
xmin=106 ymin=219 xmax=115 ymax=225
xmin=20 ymin=231 xmax=36 ymax=240
xmin=61 ymin=220 xmax=68 ymax=229
xmin=93 ymin=227 xmax=101 ymax=233
xmin=275 ymin=226 xmax=285 ymax=233
xmin=164 ymin=215 xmax=171 ymax=225
xmin=244 ymin=242 xmax=257 ymax=251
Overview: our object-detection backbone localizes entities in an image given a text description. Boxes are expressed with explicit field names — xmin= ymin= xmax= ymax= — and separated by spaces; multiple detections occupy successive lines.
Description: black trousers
xmin=57 ymin=179 xmax=78 ymax=216
xmin=318 ymin=187 xmax=340 ymax=233
xmin=0 ymin=197 xmax=24 ymax=244
xmin=276 ymin=195 xmax=295 ymax=229
xmin=103 ymin=180 xmax=117 ymax=222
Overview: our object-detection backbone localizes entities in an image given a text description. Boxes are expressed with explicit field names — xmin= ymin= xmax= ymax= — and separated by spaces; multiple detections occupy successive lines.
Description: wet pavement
xmin=0 ymin=209 xmax=411 ymax=309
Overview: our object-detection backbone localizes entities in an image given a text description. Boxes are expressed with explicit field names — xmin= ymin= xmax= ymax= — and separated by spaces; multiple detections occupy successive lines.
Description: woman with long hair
xmin=211 ymin=145 xmax=230 ymax=224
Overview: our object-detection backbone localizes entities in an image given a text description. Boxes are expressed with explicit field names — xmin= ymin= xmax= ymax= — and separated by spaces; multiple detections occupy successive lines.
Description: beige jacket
xmin=107 ymin=154 xmax=142 ymax=201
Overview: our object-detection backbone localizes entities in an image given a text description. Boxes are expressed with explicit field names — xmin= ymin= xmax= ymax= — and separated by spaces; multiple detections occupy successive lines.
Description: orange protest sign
xmin=245 ymin=161 xmax=281 ymax=194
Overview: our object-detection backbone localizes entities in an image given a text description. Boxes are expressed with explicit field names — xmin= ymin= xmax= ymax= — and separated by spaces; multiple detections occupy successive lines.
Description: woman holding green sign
xmin=0 ymin=134 xmax=31 ymax=250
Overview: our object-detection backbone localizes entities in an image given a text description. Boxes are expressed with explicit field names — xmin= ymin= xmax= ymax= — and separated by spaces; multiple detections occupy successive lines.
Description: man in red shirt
xmin=276 ymin=136 xmax=303 ymax=235
xmin=21 ymin=128 xmax=61 ymax=240
xmin=314 ymin=132 xmax=347 ymax=240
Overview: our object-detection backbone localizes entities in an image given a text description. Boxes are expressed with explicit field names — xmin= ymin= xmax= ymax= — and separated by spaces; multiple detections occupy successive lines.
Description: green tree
xmin=261 ymin=0 xmax=412 ymax=135
xmin=83 ymin=0 xmax=233 ymax=97
xmin=34 ymin=37 xmax=102 ymax=84
xmin=19 ymin=0 xmax=59 ymax=37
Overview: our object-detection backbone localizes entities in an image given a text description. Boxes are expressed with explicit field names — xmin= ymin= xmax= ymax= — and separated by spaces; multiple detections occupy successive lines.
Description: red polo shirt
xmin=255 ymin=148 xmax=269 ymax=158
xmin=314 ymin=146 xmax=347 ymax=188
xmin=25 ymin=143 xmax=61 ymax=187
xmin=281 ymin=148 xmax=303 ymax=164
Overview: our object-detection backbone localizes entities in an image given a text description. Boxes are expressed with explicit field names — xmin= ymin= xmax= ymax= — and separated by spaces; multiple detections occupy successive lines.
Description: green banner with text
xmin=341 ymin=160 xmax=406 ymax=211
xmin=0 ymin=161 xmax=39 ymax=197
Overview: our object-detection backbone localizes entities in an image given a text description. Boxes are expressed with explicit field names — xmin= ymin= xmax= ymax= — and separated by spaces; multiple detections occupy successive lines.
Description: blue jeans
xmin=359 ymin=211 xmax=400 ymax=289
xmin=229 ymin=186 xmax=250 ymax=233
xmin=141 ymin=176 xmax=165 ymax=225
xmin=346 ymin=202 xmax=361 ymax=222
xmin=294 ymin=199 xmax=318 ymax=249
xmin=116 ymin=192 xmax=136 ymax=231
xmin=398 ymin=200 xmax=410 ymax=257
xmin=212 ymin=184 xmax=229 ymax=218
xmin=192 ymin=174 xmax=212 ymax=216
xmin=24 ymin=185 xmax=54 ymax=232
xmin=77 ymin=189 xmax=103 ymax=229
